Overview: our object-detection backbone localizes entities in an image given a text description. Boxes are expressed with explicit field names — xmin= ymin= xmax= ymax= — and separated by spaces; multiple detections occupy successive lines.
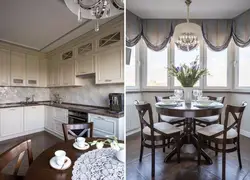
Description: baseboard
xmin=45 ymin=128 xmax=64 ymax=140
xmin=126 ymin=128 xmax=140 ymax=136
xmin=0 ymin=128 xmax=44 ymax=142
xmin=240 ymin=129 xmax=250 ymax=138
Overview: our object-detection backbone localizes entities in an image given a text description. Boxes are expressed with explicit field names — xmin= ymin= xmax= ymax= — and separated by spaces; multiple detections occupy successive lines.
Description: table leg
xmin=164 ymin=118 xmax=213 ymax=165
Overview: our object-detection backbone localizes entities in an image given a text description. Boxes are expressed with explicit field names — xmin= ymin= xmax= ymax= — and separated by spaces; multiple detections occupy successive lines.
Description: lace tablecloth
xmin=72 ymin=148 xmax=124 ymax=180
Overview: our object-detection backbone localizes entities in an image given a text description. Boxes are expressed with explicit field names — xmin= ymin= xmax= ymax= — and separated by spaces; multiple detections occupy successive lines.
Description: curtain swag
xmin=126 ymin=9 xmax=250 ymax=51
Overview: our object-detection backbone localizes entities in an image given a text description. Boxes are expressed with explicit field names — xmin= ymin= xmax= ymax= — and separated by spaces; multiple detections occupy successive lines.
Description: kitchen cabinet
xmin=59 ymin=61 xmax=74 ymax=86
xmin=26 ymin=54 xmax=39 ymax=86
xmin=10 ymin=51 xmax=26 ymax=86
xmin=48 ymin=55 xmax=59 ymax=87
xmin=45 ymin=106 xmax=54 ymax=131
xmin=24 ymin=106 xmax=45 ymax=131
xmin=39 ymin=58 xmax=48 ymax=87
xmin=95 ymin=46 xmax=124 ymax=84
xmin=75 ymin=41 xmax=95 ymax=76
xmin=0 ymin=48 xmax=10 ymax=86
xmin=96 ymin=31 xmax=121 ymax=51
xmin=89 ymin=114 xmax=124 ymax=140
xmin=0 ymin=107 xmax=23 ymax=137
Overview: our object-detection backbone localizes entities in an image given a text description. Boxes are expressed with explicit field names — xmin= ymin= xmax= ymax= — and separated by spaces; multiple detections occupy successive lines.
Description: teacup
xmin=54 ymin=150 xmax=66 ymax=166
xmin=75 ymin=137 xmax=86 ymax=148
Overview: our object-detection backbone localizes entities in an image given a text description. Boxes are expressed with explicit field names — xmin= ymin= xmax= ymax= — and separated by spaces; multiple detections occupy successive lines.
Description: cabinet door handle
xmin=105 ymin=79 xmax=112 ymax=82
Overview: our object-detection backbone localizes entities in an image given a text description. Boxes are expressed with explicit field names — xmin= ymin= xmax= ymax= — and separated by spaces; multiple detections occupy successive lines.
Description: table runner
xmin=72 ymin=148 xmax=124 ymax=180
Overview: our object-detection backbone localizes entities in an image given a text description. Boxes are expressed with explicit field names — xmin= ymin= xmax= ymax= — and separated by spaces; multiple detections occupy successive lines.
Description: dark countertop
xmin=0 ymin=102 xmax=124 ymax=118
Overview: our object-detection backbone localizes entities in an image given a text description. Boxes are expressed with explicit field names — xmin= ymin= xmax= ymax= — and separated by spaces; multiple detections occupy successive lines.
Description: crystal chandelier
xmin=64 ymin=0 xmax=124 ymax=32
xmin=173 ymin=0 xmax=202 ymax=51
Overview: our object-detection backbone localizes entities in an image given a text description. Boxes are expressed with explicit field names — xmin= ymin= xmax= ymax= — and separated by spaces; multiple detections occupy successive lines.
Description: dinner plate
xmin=73 ymin=142 xmax=90 ymax=150
xmin=194 ymin=102 xmax=220 ymax=108
xmin=49 ymin=156 xmax=71 ymax=170
xmin=156 ymin=101 xmax=179 ymax=107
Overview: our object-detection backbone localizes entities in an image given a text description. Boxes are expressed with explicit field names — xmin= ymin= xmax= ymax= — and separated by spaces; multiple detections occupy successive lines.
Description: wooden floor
xmin=0 ymin=131 xmax=62 ymax=176
xmin=126 ymin=133 xmax=250 ymax=180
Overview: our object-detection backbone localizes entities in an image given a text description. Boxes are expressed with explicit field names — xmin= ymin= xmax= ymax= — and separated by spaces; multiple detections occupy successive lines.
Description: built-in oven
xmin=68 ymin=110 xmax=88 ymax=137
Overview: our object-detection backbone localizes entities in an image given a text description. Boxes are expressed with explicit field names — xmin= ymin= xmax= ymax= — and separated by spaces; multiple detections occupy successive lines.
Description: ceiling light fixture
xmin=173 ymin=0 xmax=202 ymax=51
xmin=64 ymin=0 xmax=124 ymax=32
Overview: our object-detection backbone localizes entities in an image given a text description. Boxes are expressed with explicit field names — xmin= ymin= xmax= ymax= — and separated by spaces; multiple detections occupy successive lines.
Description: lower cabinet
xmin=0 ymin=107 xmax=23 ymax=136
xmin=24 ymin=106 xmax=45 ymax=131
xmin=89 ymin=114 xmax=124 ymax=140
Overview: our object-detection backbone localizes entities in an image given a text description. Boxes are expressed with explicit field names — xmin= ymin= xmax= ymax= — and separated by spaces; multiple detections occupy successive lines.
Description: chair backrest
xmin=0 ymin=139 xmax=33 ymax=175
xmin=155 ymin=96 xmax=170 ymax=103
xmin=211 ymin=102 xmax=247 ymax=139
xmin=62 ymin=123 xmax=93 ymax=141
xmin=207 ymin=96 xmax=225 ymax=104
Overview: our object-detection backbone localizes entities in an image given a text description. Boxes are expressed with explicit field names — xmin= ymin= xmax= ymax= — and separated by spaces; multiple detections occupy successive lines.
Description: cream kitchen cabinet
xmin=0 ymin=107 xmax=23 ymax=137
xmin=89 ymin=114 xmax=124 ymax=140
xmin=59 ymin=61 xmax=74 ymax=86
xmin=48 ymin=55 xmax=59 ymax=87
xmin=26 ymin=54 xmax=39 ymax=86
xmin=75 ymin=41 xmax=95 ymax=76
xmin=0 ymin=48 xmax=10 ymax=86
xmin=95 ymin=46 xmax=124 ymax=84
xmin=39 ymin=58 xmax=48 ymax=87
xmin=45 ymin=106 xmax=54 ymax=131
xmin=24 ymin=106 xmax=45 ymax=131
xmin=10 ymin=51 xmax=26 ymax=86
xmin=76 ymin=55 xmax=95 ymax=76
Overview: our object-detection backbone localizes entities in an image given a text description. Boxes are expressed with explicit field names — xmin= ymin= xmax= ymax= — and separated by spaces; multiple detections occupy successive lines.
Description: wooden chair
xmin=197 ymin=102 xmax=247 ymax=180
xmin=194 ymin=96 xmax=225 ymax=128
xmin=0 ymin=139 xmax=33 ymax=180
xmin=62 ymin=123 xmax=93 ymax=142
xmin=135 ymin=101 xmax=181 ymax=178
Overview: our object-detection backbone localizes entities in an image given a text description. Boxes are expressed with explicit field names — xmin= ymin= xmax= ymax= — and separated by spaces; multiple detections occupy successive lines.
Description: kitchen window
xmin=174 ymin=44 xmax=200 ymax=87
xmin=205 ymin=47 xmax=228 ymax=87
xmin=237 ymin=46 xmax=250 ymax=87
xmin=146 ymin=47 xmax=168 ymax=87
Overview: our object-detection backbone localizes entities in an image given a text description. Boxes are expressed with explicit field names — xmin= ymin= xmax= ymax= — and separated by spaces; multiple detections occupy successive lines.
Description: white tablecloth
xmin=72 ymin=148 xmax=124 ymax=180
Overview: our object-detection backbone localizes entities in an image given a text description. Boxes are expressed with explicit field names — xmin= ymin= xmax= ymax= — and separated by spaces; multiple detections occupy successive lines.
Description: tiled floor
xmin=0 ymin=131 xmax=62 ymax=176
xmin=126 ymin=133 xmax=250 ymax=180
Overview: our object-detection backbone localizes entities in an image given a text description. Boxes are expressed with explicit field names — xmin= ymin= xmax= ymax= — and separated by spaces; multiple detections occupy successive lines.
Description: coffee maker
xmin=109 ymin=93 xmax=124 ymax=113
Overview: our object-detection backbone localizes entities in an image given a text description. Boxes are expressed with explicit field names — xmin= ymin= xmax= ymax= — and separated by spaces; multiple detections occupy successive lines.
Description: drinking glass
xmin=174 ymin=89 xmax=183 ymax=100
xmin=193 ymin=89 xmax=199 ymax=101
xmin=197 ymin=90 xmax=203 ymax=100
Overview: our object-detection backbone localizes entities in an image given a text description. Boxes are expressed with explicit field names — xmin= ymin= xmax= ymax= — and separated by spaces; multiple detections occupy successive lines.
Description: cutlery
xmin=60 ymin=159 xmax=68 ymax=170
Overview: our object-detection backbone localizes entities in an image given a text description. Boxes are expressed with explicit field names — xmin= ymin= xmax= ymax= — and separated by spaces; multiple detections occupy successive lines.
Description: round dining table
xmin=155 ymin=101 xmax=224 ymax=164
xmin=24 ymin=138 xmax=123 ymax=180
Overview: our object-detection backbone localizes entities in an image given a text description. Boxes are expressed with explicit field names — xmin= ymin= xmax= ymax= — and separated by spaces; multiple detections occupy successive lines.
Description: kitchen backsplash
xmin=50 ymin=78 xmax=123 ymax=107
xmin=0 ymin=87 xmax=50 ymax=103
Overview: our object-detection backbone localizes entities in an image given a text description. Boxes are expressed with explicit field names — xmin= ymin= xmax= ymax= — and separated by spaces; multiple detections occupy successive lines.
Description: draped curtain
xmin=126 ymin=9 xmax=250 ymax=51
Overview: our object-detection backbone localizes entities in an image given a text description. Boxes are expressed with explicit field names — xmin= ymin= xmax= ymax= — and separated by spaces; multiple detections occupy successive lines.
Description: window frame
xmin=126 ymin=43 xmax=140 ymax=91
xmin=142 ymin=42 xmax=171 ymax=91
xmin=203 ymin=41 xmax=233 ymax=90
xmin=234 ymin=45 xmax=250 ymax=91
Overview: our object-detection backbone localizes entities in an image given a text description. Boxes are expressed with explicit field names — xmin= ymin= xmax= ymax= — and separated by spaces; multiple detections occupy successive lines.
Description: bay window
xmin=205 ymin=47 xmax=228 ymax=87
xmin=146 ymin=47 xmax=168 ymax=87
xmin=237 ymin=46 xmax=250 ymax=87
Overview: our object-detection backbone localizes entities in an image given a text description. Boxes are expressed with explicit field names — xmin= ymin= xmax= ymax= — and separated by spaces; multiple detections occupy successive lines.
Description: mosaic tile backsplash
xmin=0 ymin=87 xmax=50 ymax=103
xmin=50 ymin=78 xmax=124 ymax=107
xmin=0 ymin=78 xmax=123 ymax=106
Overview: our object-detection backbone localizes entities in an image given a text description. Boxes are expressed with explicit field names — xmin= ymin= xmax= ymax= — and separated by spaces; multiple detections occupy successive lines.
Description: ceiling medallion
xmin=64 ymin=0 xmax=124 ymax=32
xmin=173 ymin=0 xmax=201 ymax=51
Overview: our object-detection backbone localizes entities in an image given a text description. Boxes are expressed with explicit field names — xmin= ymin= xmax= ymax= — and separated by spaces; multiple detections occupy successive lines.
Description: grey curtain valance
xmin=126 ymin=11 xmax=142 ymax=47
xmin=126 ymin=9 xmax=250 ymax=51
xmin=233 ymin=9 xmax=250 ymax=47
xmin=202 ymin=20 xmax=233 ymax=51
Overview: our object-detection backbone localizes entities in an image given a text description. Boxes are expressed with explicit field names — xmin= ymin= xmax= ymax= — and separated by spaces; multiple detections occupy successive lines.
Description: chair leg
xmin=193 ymin=120 xmax=196 ymax=134
xmin=168 ymin=138 xmax=170 ymax=148
xmin=222 ymin=142 xmax=226 ymax=180
xmin=197 ymin=136 xmax=201 ymax=166
xmin=139 ymin=141 xmax=144 ymax=162
xmin=163 ymin=139 xmax=165 ymax=153
xmin=237 ymin=138 xmax=242 ymax=168
xmin=215 ymin=143 xmax=218 ymax=156
xmin=152 ymin=145 xmax=155 ymax=178
xmin=176 ymin=136 xmax=180 ymax=163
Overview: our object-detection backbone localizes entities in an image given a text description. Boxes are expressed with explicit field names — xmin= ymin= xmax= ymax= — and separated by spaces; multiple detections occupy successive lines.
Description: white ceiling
xmin=0 ymin=0 xmax=112 ymax=52
xmin=127 ymin=0 xmax=250 ymax=19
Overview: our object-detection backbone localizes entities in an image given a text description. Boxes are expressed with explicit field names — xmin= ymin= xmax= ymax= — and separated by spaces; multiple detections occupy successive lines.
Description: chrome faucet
xmin=31 ymin=95 xmax=35 ymax=102
xmin=25 ymin=97 xmax=31 ymax=103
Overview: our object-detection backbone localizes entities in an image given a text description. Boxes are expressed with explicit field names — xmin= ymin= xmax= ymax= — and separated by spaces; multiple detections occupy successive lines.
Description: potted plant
xmin=168 ymin=56 xmax=208 ymax=103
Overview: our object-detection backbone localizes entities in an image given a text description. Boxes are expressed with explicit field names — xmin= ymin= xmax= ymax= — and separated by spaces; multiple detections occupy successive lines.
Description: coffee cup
xmin=75 ymin=137 xmax=86 ymax=148
xmin=54 ymin=150 xmax=66 ymax=166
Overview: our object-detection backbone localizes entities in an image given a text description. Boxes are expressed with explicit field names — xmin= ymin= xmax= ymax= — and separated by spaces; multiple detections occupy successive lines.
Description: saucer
xmin=73 ymin=142 xmax=90 ymax=150
xmin=49 ymin=156 xmax=71 ymax=170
